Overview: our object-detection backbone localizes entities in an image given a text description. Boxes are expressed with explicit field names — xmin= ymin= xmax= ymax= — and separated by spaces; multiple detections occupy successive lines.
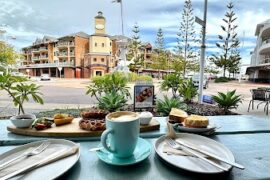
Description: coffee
xmin=109 ymin=112 xmax=138 ymax=122
xmin=102 ymin=111 xmax=140 ymax=158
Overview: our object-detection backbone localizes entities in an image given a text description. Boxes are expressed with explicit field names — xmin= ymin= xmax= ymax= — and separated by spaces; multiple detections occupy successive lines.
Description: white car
xmin=40 ymin=74 xmax=50 ymax=81
xmin=192 ymin=74 xmax=209 ymax=89
xmin=11 ymin=72 xmax=28 ymax=78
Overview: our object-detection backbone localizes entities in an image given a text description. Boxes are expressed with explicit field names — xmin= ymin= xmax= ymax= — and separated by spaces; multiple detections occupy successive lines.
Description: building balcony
xmin=32 ymin=57 xmax=40 ymax=61
xmin=260 ymin=58 xmax=270 ymax=64
xmin=259 ymin=39 xmax=270 ymax=54
xmin=39 ymin=55 xmax=48 ymax=60
xmin=260 ymin=23 xmax=270 ymax=38
xmin=57 ymin=42 xmax=75 ymax=48
xmin=18 ymin=62 xmax=75 ymax=69
xmin=32 ymin=49 xmax=40 ymax=53
xmin=39 ymin=47 xmax=48 ymax=52
xmin=58 ymin=52 xmax=68 ymax=57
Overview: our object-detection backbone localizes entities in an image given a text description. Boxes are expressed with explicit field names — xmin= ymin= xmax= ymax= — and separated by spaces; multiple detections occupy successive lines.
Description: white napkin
xmin=0 ymin=144 xmax=79 ymax=178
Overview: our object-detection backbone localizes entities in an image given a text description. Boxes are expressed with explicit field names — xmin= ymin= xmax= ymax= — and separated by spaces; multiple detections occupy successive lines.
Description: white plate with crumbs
xmin=154 ymin=133 xmax=234 ymax=174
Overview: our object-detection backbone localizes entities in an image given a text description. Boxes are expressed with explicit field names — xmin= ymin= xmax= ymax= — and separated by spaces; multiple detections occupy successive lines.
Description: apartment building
xmin=247 ymin=19 xmax=270 ymax=82
xmin=19 ymin=11 xmax=117 ymax=78
xmin=19 ymin=32 xmax=89 ymax=78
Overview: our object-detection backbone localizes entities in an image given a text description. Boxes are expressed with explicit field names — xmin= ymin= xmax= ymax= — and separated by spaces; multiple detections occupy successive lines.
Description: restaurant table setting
xmin=3 ymin=110 xmax=270 ymax=179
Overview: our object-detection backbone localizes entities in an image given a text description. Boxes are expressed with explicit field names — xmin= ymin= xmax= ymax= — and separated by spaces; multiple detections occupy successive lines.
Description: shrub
xmin=127 ymin=72 xmax=138 ymax=82
xmin=98 ymin=91 xmax=128 ymax=112
xmin=178 ymin=78 xmax=198 ymax=103
xmin=212 ymin=90 xmax=242 ymax=114
xmin=214 ymin=77 xmax=230 ymax=83
xmin=86 ymin=72 xmax=130 ymax=102
xmin=127 ymin=72 xmax=152 ymax=82
xmin=156 ymin=96 xmax=186 ymax=116
xmin=136 ymin=75 xmax=152 ymax=82
xmin=160 ymin=73 xmax=183 ymax=98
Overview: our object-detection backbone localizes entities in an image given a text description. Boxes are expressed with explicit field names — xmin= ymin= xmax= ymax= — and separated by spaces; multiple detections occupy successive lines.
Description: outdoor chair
xmin=248 ymin=89 xmax=270 ymax=115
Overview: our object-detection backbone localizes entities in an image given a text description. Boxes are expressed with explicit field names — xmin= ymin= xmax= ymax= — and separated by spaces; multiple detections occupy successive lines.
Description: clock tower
xmin=94 ymin=11 xmax=106 ymax=34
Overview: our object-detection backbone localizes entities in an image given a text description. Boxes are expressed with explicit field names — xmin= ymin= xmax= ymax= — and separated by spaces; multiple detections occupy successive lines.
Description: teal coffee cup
xmin=101 ymin=111 xmax=140 ymax=158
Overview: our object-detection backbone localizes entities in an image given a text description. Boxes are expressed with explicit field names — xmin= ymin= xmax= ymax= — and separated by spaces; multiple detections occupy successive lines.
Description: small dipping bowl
xmin=10 ymin=114 xmax=36 ymax=128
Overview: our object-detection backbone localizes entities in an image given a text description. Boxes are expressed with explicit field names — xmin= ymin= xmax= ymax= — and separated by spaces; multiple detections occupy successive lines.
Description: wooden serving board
xmin=7 ymin=118 xmax=160 ymax=137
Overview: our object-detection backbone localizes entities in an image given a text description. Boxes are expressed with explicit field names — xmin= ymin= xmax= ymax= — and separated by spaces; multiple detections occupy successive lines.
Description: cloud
xmin=0 ymin=0 xmax=268 ymax=66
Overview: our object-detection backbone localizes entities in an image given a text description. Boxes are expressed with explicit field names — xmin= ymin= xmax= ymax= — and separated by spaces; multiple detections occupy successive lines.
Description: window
xmin=95 ymin=42 xmax=97 ymax=47
xmin=102 ymin=43 xmax=105 ymax=47
xmin=93 ymin=58 xmax=97 ymax=62
xmin=96 ymin=71 xmax=102 ymax=76
xmin=110 ymin=42 xmax=112 ymax=46
xmin=101 ymin=58 xmax=105 ymax=62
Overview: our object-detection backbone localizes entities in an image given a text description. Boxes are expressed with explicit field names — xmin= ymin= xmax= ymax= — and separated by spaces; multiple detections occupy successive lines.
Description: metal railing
xmin=32 ymin=57 xmax=39 ymax=61
xmin=32 ymin=48 xmax=40 ymax=52
xmin=19 ymin=62 xmax=75 ymax=68
xmin=260 ymin=58 xmax=270 ymax=64
xmin=58 ymin=52 xmax=68 ymax=57
xmin=57 ymin=42 xmax=75 ymax=47
xmin=39 ymin=47 xmax=48 ymax=51
xmin=39 ymin=55 xmax=48 ymax=59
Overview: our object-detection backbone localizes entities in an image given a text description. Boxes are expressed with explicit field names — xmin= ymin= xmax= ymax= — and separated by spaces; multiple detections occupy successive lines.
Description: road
xmin=0 ymin=78 xmax=269 ymax=117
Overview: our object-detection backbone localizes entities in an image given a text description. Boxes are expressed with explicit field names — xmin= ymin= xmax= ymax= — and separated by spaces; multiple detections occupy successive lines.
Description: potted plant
xmin=0 ymin=72 xmax=43 ymax=127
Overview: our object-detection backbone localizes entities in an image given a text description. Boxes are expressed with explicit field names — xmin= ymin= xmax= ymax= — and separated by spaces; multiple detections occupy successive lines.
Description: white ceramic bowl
xmin=10 ymin=114 xmax=36 ymax=128
xmin=139 ymin=112 xmax=153 ymax=125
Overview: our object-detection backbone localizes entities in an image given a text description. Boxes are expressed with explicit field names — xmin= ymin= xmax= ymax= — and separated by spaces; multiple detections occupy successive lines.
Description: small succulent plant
xmin=156 ymin=96 xmax=186 ymax=116
xmin=98 ymin=91 xmax=128 ymax=112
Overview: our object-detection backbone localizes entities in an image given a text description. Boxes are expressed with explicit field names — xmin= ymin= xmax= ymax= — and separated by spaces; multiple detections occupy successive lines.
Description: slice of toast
xmin=169 ymin=108 xmax=188 ymax=123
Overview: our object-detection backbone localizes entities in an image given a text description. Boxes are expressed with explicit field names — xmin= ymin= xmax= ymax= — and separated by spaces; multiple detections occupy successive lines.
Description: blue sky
xmin=0 ymin=0 xmax=269 ymax=66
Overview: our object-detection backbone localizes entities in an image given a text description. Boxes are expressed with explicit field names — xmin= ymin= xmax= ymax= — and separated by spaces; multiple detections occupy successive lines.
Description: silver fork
xmin=0 ymin=141 xmax=51 ymax=170
xmin=165 ymin=138 xmax=228 ymax=171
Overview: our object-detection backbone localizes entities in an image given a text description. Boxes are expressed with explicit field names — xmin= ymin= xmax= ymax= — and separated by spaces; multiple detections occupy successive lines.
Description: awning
xmin=246 ymin=65 xmax=270 ymax=74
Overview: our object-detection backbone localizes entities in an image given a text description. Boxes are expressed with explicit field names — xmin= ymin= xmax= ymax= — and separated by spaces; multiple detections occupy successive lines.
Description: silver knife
xmin=175 ymin=139 xmax=245 ymax=170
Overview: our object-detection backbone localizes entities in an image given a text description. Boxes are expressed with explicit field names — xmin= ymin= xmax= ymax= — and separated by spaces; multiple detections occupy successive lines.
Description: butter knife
xmin=175 ymin=139 xmax=245 ymax=170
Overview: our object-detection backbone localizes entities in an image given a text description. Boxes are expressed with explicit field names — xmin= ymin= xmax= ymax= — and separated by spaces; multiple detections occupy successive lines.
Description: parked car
xmin=40 ymin=74 xmax=50 ymax=81
xmin=10 ymin=72 xmax=28 ymax=78
xmin=192 ymin=74 xmax=209 ymax=89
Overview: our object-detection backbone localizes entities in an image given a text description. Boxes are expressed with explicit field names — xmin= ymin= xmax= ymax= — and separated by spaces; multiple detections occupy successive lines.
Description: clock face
xmin=96 ymin=24 xmax=105 ymax=30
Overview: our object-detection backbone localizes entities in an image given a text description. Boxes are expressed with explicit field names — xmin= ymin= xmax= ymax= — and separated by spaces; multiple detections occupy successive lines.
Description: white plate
xmin=174 ymin=123 xmax=217 ymax=133
xmin=154 ymin=133 xmax=234 ymax=174
xmin=0 ymin=139 xmax=80 ymax=180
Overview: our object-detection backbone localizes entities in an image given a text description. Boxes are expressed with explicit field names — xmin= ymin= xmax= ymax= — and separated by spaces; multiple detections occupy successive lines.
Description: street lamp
xmin=112 ymin=0 xmax=124 ymax=35
xmin=196 ymin=0 xmax=208 ymax=103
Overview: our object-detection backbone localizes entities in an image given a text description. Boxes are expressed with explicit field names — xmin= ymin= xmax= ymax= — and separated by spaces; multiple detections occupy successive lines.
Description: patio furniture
xmin=248 ymin=89 xmax=270 ymax=115
xmin=1 ymin=115 xmax=270 ymax=179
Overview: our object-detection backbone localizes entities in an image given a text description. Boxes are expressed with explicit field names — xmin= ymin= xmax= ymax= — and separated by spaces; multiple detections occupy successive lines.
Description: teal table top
xmin=1 ymin=133 xmax=270 ymax=180
xmin=1 ymin=115 xmax=270 ymax=179
xmin=0 ymin=115 xmax=270 ymax=145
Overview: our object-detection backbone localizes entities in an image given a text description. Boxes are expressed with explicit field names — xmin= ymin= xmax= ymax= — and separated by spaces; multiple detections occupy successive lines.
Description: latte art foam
xmin=109 ymin=113 xmax=138 ymax=122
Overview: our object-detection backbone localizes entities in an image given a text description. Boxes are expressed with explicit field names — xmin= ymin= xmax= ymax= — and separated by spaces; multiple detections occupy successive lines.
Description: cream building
xmin=247 ymin=19 xmax=270 ymax=82
xmin=84 ymin=11 xmax=115 ymax=77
